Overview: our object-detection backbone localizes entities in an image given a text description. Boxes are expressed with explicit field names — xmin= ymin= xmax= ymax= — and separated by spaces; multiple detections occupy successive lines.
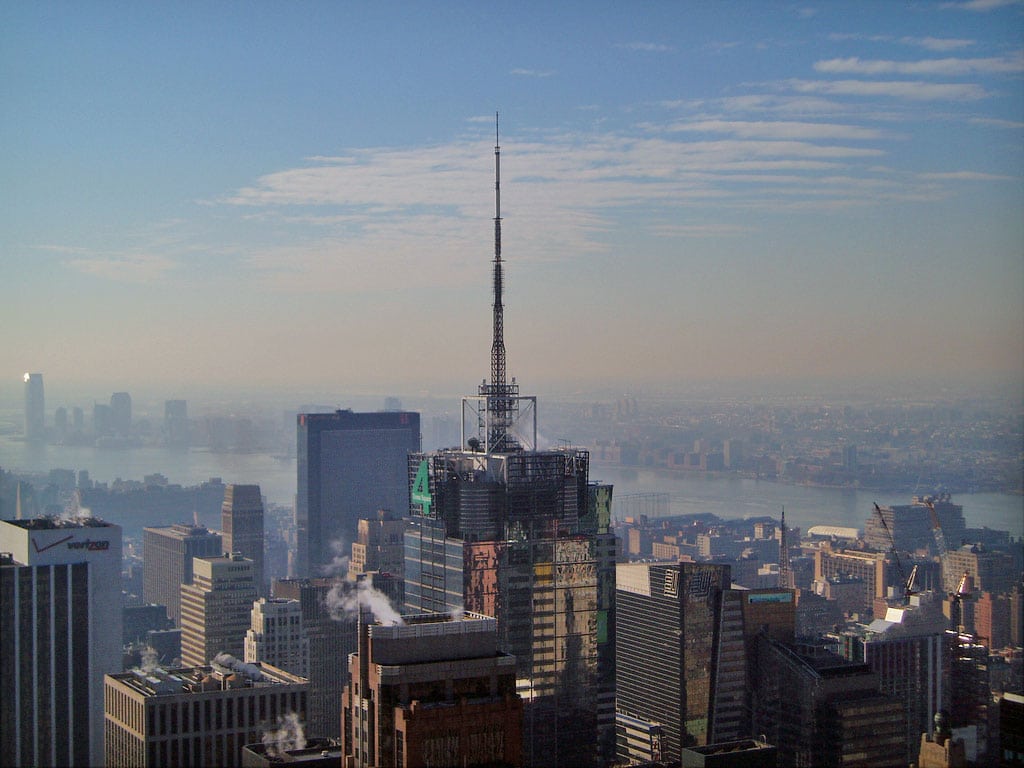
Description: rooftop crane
xmin=923 ymin=499 xmax=949 ymax=557
xmin=873 ymin=502 xmax=917 ymax=604
xmin=948 ymin=570 xmax=975 ymax=633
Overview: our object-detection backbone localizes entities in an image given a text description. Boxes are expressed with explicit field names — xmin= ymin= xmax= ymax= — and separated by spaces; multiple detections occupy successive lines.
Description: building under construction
xmin=864 ymin=495 xmax=966 ymax=558
xmin=402 ymin=118 xmax=617 ymax=767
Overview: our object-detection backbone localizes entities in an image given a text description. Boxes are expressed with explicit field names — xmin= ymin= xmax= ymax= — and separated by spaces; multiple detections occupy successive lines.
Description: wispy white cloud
xmin=918 ymin=170 xmax=1017 ymax=180
xmin=64 ymin=254 xmax=177 ymax=283
xmin=714 ymin=94 xmax=851 ymax=118
xmin=651 ymin=223 xmax=750 ymax=238
xmin=510 ymin=68 xmax=555 ymax=77
xmin=615 ymin=41 xmax=674 ymax=52
xmin=902 ymin=36 xmax=975 ymax=51
xmin=663 ymin=119 xmax=887 ymax=141
xmin=787 ymin=78 xmax=989 ymax=100
xmin=209 ymin=97 xmax=1010 ymax=298
xmin=705 ymin=41 xmax=740 ymax=53
xmin=942 ymin=0 xmax=1023 ymax=11
xmin=828 ymin=33 xmax=976 ymax=51
xmin=968 ymin=116 xmax=1024 ymax=128
xmin=814 ymin=54 xmax=1024 ymax=76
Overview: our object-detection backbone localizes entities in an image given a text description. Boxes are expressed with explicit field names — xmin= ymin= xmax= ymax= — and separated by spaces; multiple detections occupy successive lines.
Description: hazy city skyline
xmin=3 ymin=2 xmax=1022 ymax=398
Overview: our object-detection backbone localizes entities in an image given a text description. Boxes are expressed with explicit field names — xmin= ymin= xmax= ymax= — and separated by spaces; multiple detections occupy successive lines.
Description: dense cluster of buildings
xmin=4 ymin=142 xmax=1023 ymax=768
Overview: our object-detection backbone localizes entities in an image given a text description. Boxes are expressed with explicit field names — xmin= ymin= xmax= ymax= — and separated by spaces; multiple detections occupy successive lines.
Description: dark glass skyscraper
xmin=295 ymin=410 xmax=420 ymax=578
xmin=615 ymin=562 xmax=745 ymax=763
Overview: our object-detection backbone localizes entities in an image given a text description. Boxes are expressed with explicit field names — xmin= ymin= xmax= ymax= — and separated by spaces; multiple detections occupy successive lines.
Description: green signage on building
xmin=411 ymin=459 xmax=432 ymax=517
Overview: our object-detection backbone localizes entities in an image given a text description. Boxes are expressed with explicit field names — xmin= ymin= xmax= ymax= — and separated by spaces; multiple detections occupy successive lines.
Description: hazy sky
xmin=3 ymin=1 xmax=1022 ymax=400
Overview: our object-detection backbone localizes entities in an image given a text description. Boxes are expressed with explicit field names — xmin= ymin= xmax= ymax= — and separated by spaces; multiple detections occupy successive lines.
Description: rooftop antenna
xmin=477 ymin=111 xmax=520 ymax=452
xmin=492 ymin=111 xmax=505 ymax=396
xmin=778 ymin=506 xmax=794 ymax=589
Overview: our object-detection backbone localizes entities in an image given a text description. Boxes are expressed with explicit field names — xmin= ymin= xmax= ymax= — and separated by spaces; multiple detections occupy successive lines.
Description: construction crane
xmin=923 ymin=499 xmax=949 ymax=557
xmin=873 ymin=502 xmax=917 ymax=603
xmin=948 ymin=571 xmax=975 ymax=633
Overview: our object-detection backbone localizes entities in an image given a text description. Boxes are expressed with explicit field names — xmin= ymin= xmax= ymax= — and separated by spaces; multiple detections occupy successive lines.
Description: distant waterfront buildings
xmin=865 ymin=495 xmax=967 ymax=558
xmin=164 ymin=399 xmax=189 ymax=446
xmin=93 ymin=402 xmax=113 ymax=437
xmin=295 ymin=410 xmax=420 ymax=578
xmin=222 ymin=484 xmax=266 ymax=595
xmin=143 ymin=523 xmax=224 ymax=626
xmin=54 ymin=405 xmax=68 ymax=439
xmin=942 ymin=543 xmax=1016 ymax=596
xmin=180 ymin=554 xmax=257 ymax=667
xmin=814 ymin=544 xmax=887 ymax=618
xmin=23 ymin=372 xmax=44 ymax=442
xmin=110 ymin=391 xmax=132 ymax=436
xmin=1 ymin=515 xmax=123 ymax=768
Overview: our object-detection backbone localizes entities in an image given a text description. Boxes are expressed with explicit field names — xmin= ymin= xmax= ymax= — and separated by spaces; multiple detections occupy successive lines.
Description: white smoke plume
xmin=262 ymin=712 xmax=307 ymax=758
xmin=139 ymin=645 xmax=159 ymax=674
xmin=324 ymin=578 xmax=404 ymax=626
xmin=319 ymin=538 xmax=350 ymax=578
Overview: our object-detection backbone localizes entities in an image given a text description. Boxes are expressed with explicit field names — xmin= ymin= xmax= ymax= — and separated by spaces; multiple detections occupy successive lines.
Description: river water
xmin=1 ymin=438 xmax=1020 ymax=537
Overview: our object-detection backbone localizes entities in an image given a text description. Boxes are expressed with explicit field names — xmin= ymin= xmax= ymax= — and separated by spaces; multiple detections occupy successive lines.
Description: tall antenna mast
xmin=477 ymin=111 xmax=520 ymax=452
xmin=491 ymin=111 xmax=505 ymax=392
xmin=778 ymin=506 xmax=795 ymax=589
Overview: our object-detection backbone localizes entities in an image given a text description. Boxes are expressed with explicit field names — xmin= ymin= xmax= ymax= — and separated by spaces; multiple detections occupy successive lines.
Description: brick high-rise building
xmin=814 ymin=544 xmax=888 ymax=618
xmin=943 ymin=544 xmax=1016 ymax=596
xmin=974 ymin=591 xmax=1010 ymax=650
xmin=340 ymin=611 xmax=522 ymax=768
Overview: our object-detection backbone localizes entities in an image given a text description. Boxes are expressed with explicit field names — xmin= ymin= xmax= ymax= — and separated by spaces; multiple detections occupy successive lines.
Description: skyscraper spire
xmin=778 ymin=506 xmax=795 ymax=589
xmin=479 ymin=111 xmax=520 ymax=452
xmin=491 ymin=111 xmax=505 ymax=393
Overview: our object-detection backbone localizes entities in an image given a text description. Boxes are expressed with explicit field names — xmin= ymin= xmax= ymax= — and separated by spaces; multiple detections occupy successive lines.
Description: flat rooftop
xmin=108 ymin=662 xmax=306 ymax=698
xmin=3 ymin=515 xmax=114 ymax=530
xmin=367 ymin=611 xmax=496 ymax=640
